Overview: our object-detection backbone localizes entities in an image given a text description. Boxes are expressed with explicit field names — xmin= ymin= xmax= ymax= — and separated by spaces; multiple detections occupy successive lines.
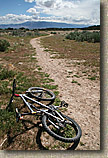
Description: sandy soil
xmin=30 ymin=35 xmax=100 ymax=150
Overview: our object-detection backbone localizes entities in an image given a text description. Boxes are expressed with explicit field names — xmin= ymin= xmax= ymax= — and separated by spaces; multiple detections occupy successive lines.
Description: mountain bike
xmin=6 ymin=79 xmax=82 ymax=144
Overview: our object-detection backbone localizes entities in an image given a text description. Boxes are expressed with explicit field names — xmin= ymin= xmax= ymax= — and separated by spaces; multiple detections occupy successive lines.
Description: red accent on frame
xmin=14 ymin=94 xmax=20 ymax=97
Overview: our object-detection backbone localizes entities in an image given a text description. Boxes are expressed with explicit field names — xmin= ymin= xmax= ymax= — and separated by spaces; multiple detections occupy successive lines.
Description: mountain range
xmin=0 ymin=21 xmax=88 ymax=29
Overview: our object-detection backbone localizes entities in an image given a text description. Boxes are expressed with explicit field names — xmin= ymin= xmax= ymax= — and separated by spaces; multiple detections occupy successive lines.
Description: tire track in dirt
xmin=30 ymin=35 xmax=100 ymax=150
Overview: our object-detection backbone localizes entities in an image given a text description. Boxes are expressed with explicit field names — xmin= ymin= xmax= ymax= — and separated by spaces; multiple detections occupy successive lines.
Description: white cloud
xmin=25 ymin=0 xmax=100 ymax=25
xmin=36 ymin=0 xmax=55 ymax=8
xmin=25 ymin=0 xmax=35 ymax=3
xmin=0 ymin=0 xmax=100 ymax=25
xmin=0 ymin=14 xmax=33 ymax=24
xmin=26 ymin=8 xmax=38 ymax=15
xmin=31 ymin=0 xmax=100 ymax=25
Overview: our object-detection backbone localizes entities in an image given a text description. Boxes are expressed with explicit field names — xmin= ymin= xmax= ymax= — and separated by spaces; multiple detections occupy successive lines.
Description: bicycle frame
xmin=10 ymin=92 xmax=65 ymax=127
xmin=6 ymin=79 xmax=66 ymax=129
xmin=6 ymin=80 xmax=82 ymax=146
xmin=17 ymin=93 xmax=64 ymax=120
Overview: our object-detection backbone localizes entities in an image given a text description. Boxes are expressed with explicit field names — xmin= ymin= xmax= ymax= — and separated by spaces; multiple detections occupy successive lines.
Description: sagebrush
xmin=66 ymin=31 xmax=100 ymax=43
xmin=0 ymin=39 xmax=10 ymax=51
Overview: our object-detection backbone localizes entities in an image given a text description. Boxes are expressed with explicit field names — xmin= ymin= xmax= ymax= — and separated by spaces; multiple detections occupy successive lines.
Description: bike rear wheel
xmin=42 ymin=113 xmax=82 ymax=143
xmin=27 ymin=87 xmax=55 ymax=103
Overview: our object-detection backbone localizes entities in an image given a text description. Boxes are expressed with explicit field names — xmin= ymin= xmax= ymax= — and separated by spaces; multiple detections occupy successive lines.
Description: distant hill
xmin=0 ymin=21 xmax=88 ymax=29
xmin=82 ymin=25 xmax=100 ymax=30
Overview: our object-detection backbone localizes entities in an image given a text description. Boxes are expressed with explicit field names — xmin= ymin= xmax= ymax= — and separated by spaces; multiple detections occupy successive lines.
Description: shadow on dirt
xmin=5 ymin=119 xmax=80 ymax=150
xmin=5 ymin=119 xmax=41 ymax=149
xmin=36 ymin=126 xmax=80 ymax=150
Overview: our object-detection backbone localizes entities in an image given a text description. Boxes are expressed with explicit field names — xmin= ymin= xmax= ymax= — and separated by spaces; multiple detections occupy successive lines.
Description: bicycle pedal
xmin=60 ymin=101 xmax=68 ymax=108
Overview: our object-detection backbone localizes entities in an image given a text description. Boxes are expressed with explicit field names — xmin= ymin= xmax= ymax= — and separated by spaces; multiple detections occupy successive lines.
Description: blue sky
xmin=0 ymin=0 xmax=35 ymax=16
xmin=0 ymin=0 xmax=100 ymax=25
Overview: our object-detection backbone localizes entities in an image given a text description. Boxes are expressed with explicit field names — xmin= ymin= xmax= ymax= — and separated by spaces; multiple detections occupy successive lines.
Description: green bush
xmin=51 ymin=32 xmax=57 ymax=34
xmin=0 ymin=39 xmax=10 ymax=51
xmin=25 ymin=32 xmax=34 ymax=36
xmin=11 ymin=29 xmax=40 ymax=37
xmin=66 ymin=31 xmax=100 ymax=43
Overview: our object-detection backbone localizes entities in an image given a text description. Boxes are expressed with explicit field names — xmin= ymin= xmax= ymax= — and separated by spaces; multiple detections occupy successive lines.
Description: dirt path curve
xmin=30 ymin=35 xmax=100 ymax=150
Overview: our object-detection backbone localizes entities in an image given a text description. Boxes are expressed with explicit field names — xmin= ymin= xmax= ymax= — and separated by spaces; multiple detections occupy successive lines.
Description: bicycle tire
xmin=27 ymin=87 xmax=55 ymax=102
xmin=42 ymin=113 xmax=82 ymax=143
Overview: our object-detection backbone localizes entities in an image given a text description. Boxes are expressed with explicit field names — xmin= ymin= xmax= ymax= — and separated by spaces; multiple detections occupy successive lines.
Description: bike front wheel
xmin=42 ymin=113 xmax=82 ymax=143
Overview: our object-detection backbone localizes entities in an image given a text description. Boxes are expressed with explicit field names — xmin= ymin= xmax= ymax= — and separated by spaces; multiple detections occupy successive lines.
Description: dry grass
xmin=0 ymin=34 xmax=59 ymax=150
xmin=40 ymin=34 xmax=100 ymax=67
xmin=0 ymin=32 xmax=100 ymax=150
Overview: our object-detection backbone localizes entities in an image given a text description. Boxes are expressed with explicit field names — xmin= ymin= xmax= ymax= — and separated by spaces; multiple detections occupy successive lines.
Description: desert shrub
xmin=0 ymin=39 xmax=10 ymax=51
xmin=11 ymin=29 xmax=40 ymax=37
xmin=91 ymin=31 xmax=100 ymax=43
xmin=51 ymin=32 xmax=57 ymax=34
xmin=66 ymin=31 xmax=100 ymax=43
xmin=25 ymin=31 xmax=34 ymax=36
xmin=12 ymin=30 xmax=26 ymax=36
xmin=34 ymin=30 xmax=40 ymax=36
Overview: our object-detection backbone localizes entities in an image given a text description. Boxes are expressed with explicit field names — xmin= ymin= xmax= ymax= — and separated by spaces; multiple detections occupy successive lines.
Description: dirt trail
xmin=30 ymin=35 xmax=100 ymax=150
